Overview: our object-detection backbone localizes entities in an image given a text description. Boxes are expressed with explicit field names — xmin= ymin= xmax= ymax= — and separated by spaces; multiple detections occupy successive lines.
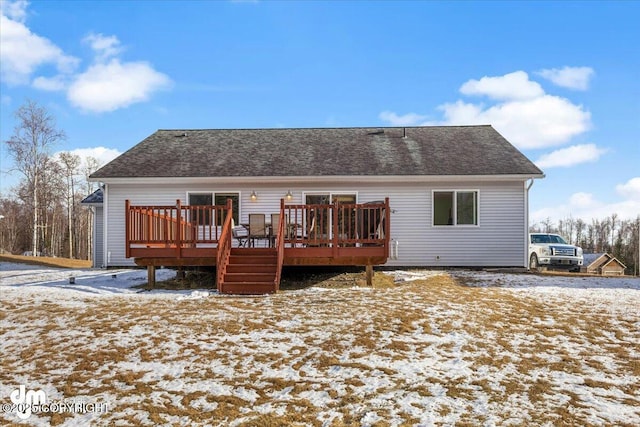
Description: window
xmin=456 ymin=191 xmax=477 ymax=225
xmin=188 ymin=192 xmax=240 ymax=226
xmin=214 ymin=193 xmax=239 ymax=226
xmin=188 ymin=193 xmax=213 ymax=225
xmin=433 ymin=190 xmax=478 ymax=226
xmin=303 ymin=193 xmax=357 ymax=238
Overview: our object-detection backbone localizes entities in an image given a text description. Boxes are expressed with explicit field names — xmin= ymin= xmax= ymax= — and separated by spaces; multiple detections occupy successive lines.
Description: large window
xmin=304 ymin=193 xmax=357 ymax=238
xmin=188 ymin=192 xmax=239 ymax=226
xmin=433 ymin=190 xmax=478 ymax=226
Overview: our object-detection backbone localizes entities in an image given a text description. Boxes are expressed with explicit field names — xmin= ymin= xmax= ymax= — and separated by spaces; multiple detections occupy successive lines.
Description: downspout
xmin=103 ymin=183 xmax=109 ymax=268
xmin=525 ymin=178 xmax=535 ymax=268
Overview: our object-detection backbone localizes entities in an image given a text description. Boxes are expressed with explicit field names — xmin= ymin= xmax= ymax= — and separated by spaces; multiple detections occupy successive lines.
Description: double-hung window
xmin=433 ymin=190 xmax=478 ymax=226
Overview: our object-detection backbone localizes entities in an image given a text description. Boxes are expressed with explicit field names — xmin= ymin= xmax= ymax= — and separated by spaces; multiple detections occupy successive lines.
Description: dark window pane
xmin=456 ymin=192 xmax=477 ymax=225
xmin=215 ymin=193 xmax=239 ymax=225
xmin=189 ymin=193 xmax=213 ymax=225
xmin=434 ymin=192 xmax=454 ymax=225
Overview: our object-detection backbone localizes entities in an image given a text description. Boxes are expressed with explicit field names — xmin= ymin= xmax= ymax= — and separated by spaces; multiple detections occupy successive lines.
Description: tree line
xmin=1 ymin=100 xmax=101 ymax=260
xmin=530 ymin=214 xmax=640 ymax=276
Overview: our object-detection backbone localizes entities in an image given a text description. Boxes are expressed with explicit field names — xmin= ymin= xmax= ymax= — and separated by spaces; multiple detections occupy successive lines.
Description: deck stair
xmin=218 ymin=248 xmax=278 ymax=294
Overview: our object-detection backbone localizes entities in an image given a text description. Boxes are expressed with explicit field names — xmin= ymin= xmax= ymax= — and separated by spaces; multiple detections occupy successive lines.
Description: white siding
xmin=104 ymin=180 xmax=527 ymax=267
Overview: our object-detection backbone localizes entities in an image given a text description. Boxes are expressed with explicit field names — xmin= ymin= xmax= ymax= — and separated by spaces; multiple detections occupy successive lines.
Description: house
xmin=581 ymin=253 xmax=627 ymax=276
xmin=88 ymin=125 xmax=544 ymax=293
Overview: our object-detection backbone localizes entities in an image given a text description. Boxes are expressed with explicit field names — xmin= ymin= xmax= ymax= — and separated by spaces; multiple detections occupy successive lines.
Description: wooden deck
xmin=126 ymin=198 xmax=390 ymax=294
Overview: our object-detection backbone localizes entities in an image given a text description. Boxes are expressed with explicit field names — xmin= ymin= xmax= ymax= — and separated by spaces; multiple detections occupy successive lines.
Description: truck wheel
xmin=530 ymin=253 xmax=540 ymax=272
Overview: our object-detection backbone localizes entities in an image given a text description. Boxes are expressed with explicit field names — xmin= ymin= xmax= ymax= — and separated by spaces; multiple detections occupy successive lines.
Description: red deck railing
xmin=216 ymin=199 xmax=234 ymax=292
xmin=274 ymin=199 xmax=288 ymax=291
xmin=125 ymin=199 xmax=232 ymax=259
xmin=126 ymin=198 xmax=390 ymax=262
xmin=282 ymin=198 xmax=389 ymax=250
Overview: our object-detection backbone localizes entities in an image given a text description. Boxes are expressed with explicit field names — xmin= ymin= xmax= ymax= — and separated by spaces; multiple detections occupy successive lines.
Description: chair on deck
xmin=248 ymin=213 xmax=269 ymax=247
xmin=232 ymin=219 xmax=249 ymax=247
xmin=304 ymin=214 xmax=320 ymax=247
xmin=270 ymin=213 xmax=280 ymax=247
xmin=359 ymin=201 xmax=385 ymax=246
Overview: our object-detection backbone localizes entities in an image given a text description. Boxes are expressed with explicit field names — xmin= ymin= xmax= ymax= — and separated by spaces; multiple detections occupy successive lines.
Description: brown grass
xmin=0 ymin=254 xmax=92 ymax=269
xmin=1 ymin=270 xmax=638 ymax=426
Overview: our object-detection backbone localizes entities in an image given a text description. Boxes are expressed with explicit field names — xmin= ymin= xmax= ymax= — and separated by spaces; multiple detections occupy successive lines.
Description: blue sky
xmin=1 ymin=0 xmax=638 ymax=224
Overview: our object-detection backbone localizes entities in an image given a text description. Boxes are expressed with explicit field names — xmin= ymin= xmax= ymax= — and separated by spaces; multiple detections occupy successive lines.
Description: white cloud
xmin=68 ymin=36 xmax=172 ymax=112
xmin=569 ymin=192 xmax=596 ymax=208
xmin=537 ymin=66 xmax=594 ymax=90
xmin=0 ymin=1 xmax=171 ymax=112
xmin=616 ymin=177 xmax=640 ymax=201
xmin=531 ymin=177 xmax=640 ymax=224
xmin=54 ymin=146 xmax=121 ymax=172
xmin=32 ymin=75 xmax=67 ymax=91
xmin=83 ymin=32 xmax=122 ymax=62
xmin=378 ymin=111 xmax=429 ymax=126
xmin=531 ymin=196 xmax=640 ymax=224
xmin=0 ymin=1 xmax=79 ymax=85
xmin=67 ymin=59 xmax=171 ymax=113
xmin=0 ymin=0 xmax=27 ymax=22
xmin=380 ymin=70 xmax=592 ymax=150
xmin=460 ymin=71 xmax=544 ymax=100
xmin=437 ymin=95 xmax=590 ymax=149
xmin=535 ymin=144 xmax=608 ymax=169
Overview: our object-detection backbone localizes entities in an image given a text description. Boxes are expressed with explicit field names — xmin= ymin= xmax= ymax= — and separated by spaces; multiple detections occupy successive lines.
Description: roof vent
xmin=176 ymin=132 xmax=188 ymax=137
xmin=368 ymin=129 xmax=385 ymax=135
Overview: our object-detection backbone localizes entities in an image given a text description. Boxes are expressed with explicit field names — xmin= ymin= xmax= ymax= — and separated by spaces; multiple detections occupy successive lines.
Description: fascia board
xmin=92 ymin=174 xmax=545 ymax=185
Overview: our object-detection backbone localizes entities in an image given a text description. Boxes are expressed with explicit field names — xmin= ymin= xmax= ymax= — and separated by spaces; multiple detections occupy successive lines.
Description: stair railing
xmin=126 ymin=199 xmax=197 ymax=259
xmin=216 ymin=199 xmax=234 ymax=293
xmin=274 ymin=199 xmax=287 ymax=291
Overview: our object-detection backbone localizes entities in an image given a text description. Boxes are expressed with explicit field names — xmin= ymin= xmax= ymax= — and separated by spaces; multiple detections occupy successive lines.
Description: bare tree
xmin=575 ymin=218 xmax=586 ymax=248
xmin=81 ymin=155 xmax=103 ymax=261
xmin=4 ymin=100 xmax=65 ymax=256
xmin=58 ymin=152 xmax=80 ymax=258
xmin=0 ymin=197 xmax=27 ymax=253
xmin=610 ymin=213 xmax=618 ymax=250
xmin=83 ymin=156 xmax=102 ymax=194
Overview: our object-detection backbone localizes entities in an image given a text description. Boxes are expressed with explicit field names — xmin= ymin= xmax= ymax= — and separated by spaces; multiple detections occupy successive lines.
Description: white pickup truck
xmin=529 ymin=233 xmax=583 ymax=272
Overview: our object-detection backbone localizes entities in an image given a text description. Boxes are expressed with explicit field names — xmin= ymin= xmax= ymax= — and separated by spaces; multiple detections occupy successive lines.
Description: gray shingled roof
xmin=80 ymin=188 xmax=103 ymax=204
xmin=583 ymin=253 xmax=605 ymax=266
xmin=90 ymin=125 xmax=543 ymax=179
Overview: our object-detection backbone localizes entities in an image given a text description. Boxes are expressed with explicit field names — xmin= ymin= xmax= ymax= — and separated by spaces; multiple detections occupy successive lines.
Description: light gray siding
xmin=104 ymin=180 xmax=527 ymax=267
xmin=94 ymin=206 xmax=104 ymax=268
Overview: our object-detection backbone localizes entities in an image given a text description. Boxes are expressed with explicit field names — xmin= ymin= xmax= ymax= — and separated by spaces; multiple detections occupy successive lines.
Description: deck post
xmin=384 ymin=197 xmax=391 ymax=252
xmin=365 ymin=264 xmax=374 ymax=286
xmin=332 ymin=200 xmax=339 ymax=257
xmin=176 ymin=199 xmax=182 ymax=259
xmin=125 ymin=200 xmax=131 ymax=258
xmin=147 ymin=265 xmax=156 ymax=289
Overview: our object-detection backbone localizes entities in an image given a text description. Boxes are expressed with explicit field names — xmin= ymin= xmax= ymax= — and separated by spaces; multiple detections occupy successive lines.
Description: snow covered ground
xmin=1 ymin=262 xmax=639 ymax=426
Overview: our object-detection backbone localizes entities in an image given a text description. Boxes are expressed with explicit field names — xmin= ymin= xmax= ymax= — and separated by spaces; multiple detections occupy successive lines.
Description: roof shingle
xmin=90 ymin=125 xmax=543 ymax=179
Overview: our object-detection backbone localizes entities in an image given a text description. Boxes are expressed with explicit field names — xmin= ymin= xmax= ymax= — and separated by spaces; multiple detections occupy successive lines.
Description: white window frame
xmin=432 ymin=189 xmax=480 ymax=227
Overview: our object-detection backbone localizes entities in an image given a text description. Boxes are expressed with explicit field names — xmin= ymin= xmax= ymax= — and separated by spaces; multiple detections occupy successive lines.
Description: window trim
xmin=432 ymin=189 xmax=480 ymax=227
